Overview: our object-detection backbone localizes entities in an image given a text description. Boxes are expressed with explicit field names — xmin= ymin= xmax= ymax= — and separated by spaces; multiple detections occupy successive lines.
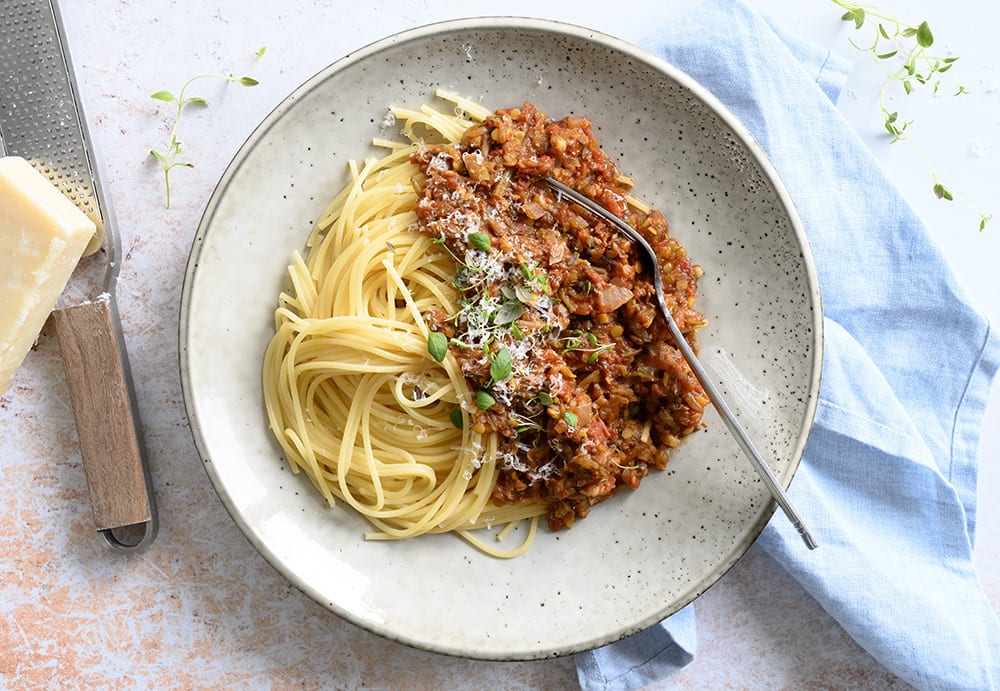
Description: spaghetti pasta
xmin=263 ymin=91 xmax=544 ymax=557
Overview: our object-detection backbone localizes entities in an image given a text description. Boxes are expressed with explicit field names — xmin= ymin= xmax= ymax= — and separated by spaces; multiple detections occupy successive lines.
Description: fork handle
xmin=659 ymin=302 xmax=818 ymax=550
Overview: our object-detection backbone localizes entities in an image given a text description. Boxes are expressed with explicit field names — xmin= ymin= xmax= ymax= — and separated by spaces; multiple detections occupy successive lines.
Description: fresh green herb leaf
xmin=149 ymin=47 xmax=265 ymax=208
xmin=468 ymin=232 xmax=491 ymax=251
xmin=537 ymin=391 xmax=555 ymax=406
xmin=476 ymin=390 xmax=497 ymax=410
xmin=830 ymin=1 xmax=988 ymax=228
xmin=490 ymin=347 xmax=512 ymax=382
xmin=513 ymin=285 xmax=533 ymax=304
xmin=510 ymin=322 xmax=524 ymax=340
xmin=427 ymin=331 xmax=448 ymax=362
xmin=916 ymin=20 xmax=933 ymax=47
xmin=494 ymin=301 xmax=524 ymax=325
xmin=933 ymin=183 xmax=953 ymax=201
xmin=563 ymin=411 xmax=579 ymax=427
xmin=449 ymin=408 xmax=464 ymax=430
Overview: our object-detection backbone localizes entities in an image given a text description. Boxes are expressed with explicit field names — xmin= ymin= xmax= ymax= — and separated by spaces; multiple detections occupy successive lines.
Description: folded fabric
xmin=576 ymin=1 xmax=1000 ymax=689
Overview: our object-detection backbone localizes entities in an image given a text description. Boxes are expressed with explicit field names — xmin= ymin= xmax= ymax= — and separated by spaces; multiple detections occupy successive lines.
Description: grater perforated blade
xmin=0 ymin=0 xmax=105 ymax=255
xmin=0 ymin=0 xmax=158 ymax=551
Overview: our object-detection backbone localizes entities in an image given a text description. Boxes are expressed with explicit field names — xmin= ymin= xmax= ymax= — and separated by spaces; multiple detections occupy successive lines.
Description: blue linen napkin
xmin=575 ymin=1 xmax=1000 ymax=689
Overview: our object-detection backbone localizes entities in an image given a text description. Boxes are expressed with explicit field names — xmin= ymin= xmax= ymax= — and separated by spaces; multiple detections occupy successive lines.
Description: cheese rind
xmin=1 ymin=156 xmax=97 ymax=394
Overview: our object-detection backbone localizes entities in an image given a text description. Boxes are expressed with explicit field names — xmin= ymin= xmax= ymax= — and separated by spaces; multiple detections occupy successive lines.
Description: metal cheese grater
xmin=0 ymin=0 xmax=158 ymax=550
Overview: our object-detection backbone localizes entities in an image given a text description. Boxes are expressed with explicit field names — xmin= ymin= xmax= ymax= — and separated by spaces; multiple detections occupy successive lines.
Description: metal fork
xmin=547 ymin=178 xmax=817 ymax=550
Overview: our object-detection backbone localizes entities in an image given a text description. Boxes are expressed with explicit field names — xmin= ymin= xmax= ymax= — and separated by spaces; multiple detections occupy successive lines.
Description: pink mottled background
xmin=2 ymin=0 xmax=997 ymax=688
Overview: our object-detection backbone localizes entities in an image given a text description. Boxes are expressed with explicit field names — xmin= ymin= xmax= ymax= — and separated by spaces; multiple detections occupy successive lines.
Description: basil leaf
xmin=476 ymin=390 xmax=497 ymax=410
xmin=449 ymin=408 xmax=464 ymax=430
xmin=563 ymin=410 xmax=579 ymax=427
xmin=538 ymin=391 xmax=554 ymax=406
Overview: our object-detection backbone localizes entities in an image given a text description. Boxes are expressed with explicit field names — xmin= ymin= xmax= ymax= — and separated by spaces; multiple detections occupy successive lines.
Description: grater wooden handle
xmin=52 ymin=299 xmax=154 ymax=541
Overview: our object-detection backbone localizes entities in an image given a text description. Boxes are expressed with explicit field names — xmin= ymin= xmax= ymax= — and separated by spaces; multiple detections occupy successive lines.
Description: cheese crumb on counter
xmin=0 ymin=156 xmax=96 ymax=394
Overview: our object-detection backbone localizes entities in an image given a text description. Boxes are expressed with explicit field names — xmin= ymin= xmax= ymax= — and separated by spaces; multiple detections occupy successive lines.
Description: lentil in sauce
xmin=413 ymin=102 xmax=709 ymax=531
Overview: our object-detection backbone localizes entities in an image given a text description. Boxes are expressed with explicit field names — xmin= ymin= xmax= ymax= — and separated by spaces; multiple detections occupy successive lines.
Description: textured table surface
xmin=2 ymin=1 xmax=997 ymax=688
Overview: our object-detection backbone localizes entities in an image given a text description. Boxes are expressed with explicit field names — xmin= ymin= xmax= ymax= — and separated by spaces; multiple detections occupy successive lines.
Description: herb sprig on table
xmin=831 ymin=1 xmax=990 ymax=230
xmin=149 ymin=46 xmax=266 ymax=208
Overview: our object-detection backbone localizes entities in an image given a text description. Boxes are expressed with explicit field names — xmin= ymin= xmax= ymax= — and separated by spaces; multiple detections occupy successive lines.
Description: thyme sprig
xmin=149 ymin=46 xmax=266 ymax=208
xmin=831 ymin=2 xmax=990 ymax=230
xmin=560 ymin=330 xmax=614 ymax=363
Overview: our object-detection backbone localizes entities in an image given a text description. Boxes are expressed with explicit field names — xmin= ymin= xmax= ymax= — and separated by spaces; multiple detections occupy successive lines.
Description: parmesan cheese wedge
xmin=1 ymin=156 xmax=96 ymax=394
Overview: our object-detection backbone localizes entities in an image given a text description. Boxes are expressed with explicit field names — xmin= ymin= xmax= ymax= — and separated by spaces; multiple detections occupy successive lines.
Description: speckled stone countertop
xmin=2 ymin=1 xmax=997 ymax=688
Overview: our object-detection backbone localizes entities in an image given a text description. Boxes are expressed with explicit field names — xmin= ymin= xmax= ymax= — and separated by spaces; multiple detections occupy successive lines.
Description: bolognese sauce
xmin=413 ymin=102 xmax=709 ymax=531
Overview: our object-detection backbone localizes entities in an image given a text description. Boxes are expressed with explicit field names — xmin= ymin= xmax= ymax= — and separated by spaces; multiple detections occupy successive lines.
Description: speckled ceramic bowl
xmin=180 ymin=17 xmax=822 ymax=659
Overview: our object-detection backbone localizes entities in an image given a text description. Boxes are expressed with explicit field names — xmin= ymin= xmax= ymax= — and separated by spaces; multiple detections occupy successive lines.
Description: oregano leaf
xmin=490 ymin=347 xmax=513 ymax=383
xmin=494 ymin=301 xmax=524 ymax=325
xmin=427 ymin=331 xmax=448 ymax=362
xmin=476 ymin=390 xmax=497 ymax=410
xmin=468 ymin=232 xmax=491 ymax=251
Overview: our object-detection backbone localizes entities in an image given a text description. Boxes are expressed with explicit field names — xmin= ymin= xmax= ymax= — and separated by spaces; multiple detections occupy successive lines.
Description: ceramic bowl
xmin=180 ymin=17 xmax=822 ymax=660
